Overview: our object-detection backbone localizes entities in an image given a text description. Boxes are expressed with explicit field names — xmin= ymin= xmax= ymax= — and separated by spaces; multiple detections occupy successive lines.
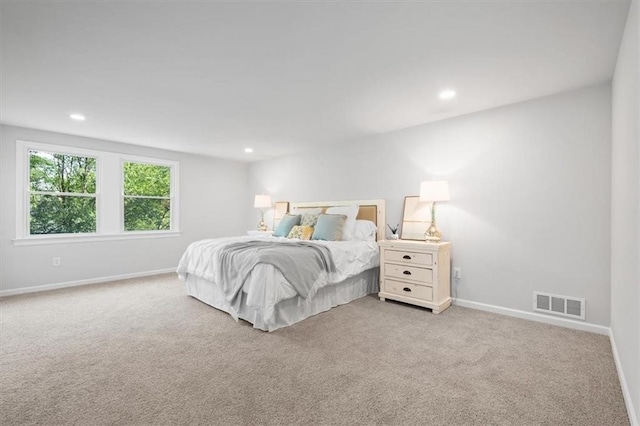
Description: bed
xmin=177 ymin=199 xmax=386 ymax=331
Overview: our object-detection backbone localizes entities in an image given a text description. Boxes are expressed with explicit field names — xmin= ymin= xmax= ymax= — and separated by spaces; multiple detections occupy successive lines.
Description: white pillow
xmin=354 ymin=220 xmax=377 ymax=241
xmin=325 ymin=205 xmax=359 ymax=241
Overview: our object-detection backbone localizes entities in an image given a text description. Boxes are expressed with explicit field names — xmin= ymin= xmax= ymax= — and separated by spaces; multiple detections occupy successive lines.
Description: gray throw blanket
xmin=219 ymin=240 xmax=336 ymax=307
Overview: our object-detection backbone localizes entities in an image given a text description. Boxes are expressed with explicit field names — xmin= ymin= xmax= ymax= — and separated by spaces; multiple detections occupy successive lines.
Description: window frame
xmin=15 ymin=140 xmax=180 ymax=245
xmin=120 ymin=155 xmax=179 ymax=233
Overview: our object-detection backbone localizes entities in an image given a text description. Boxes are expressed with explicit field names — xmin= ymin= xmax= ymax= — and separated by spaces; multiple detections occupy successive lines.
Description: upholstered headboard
xmin=287 ymin=199 xmax=386 ymax=241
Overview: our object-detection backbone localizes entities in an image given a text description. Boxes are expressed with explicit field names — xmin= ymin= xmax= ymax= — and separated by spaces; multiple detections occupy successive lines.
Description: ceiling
xmin=0 ymin=1 xmax=631 ymax=162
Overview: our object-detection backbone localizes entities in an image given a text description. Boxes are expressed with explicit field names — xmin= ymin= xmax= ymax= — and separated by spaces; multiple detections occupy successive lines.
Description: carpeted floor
xmin=0 ymin=273 xmax=629 ymax=425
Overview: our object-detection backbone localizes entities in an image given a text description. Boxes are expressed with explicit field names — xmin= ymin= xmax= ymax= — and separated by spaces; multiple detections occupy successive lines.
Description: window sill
xmin=12 ymin=231 xmax=181 ymax=246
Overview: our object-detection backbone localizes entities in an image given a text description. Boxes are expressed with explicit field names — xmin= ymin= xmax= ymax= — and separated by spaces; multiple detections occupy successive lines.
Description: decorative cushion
xmin=273 ymin=214 xmax=301 ymax=237
xmin=312 ymin=214 xmax=347 ymax=241
xmin=300 ymin=212 xmax=320 ymax=227
xmin=287 ymin=225 xmax=314 ymax=240
xmin=289 ymin=207 xmax=322 ymax=227
xmin=325 ymin=205 xmax=359 ymax=241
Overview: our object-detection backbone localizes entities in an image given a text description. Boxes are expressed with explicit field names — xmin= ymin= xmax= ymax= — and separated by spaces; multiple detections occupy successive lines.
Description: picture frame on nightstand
xmin=400 ymin=195 xmax=430 ymax=240
xmin=272 ymin=201 xmax=289 ymax=230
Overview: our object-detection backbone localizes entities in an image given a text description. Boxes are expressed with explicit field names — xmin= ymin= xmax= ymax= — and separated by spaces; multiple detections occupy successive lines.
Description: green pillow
xmin=312 ymin=214 xmax=347 ymax=241
xmin=273 ymin=214 xmax=301 ymax=237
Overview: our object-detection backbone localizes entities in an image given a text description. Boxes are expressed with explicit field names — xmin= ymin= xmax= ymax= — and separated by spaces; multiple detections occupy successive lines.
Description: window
xmin=16 ymin=141 xmax=179 ymax=244
xmin=123 ymin=161 xmax=172 ymax=231
xmin=28 ymin=150 xmax=97 ymax=234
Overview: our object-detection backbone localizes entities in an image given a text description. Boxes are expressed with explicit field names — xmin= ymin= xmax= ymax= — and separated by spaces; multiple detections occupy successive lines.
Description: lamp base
xmin=257 ymin=220 xmax=268 ymax=232
xmin=424 ymin=223 xmax=442 ymax=243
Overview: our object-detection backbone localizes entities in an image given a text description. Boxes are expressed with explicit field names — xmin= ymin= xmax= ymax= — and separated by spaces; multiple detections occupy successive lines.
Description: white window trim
xmin=120 ymin=154 xmax=180 ymax=233
xmin=14 ymin=140 xmax=180 ymax=245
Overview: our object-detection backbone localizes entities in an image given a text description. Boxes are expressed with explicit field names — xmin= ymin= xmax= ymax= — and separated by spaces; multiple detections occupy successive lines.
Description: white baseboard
xmin=609 ymin=330 xmax=639 ymax=426
xmin=453 ymin=298 xmax=610 ymax=335
xmin=0 ymin=268 xmax=177 ymax=297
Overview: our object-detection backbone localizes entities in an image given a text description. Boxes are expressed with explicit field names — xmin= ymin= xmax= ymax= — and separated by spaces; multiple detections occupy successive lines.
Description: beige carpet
xmin=0 ymin=273 xmax=629 ymax=425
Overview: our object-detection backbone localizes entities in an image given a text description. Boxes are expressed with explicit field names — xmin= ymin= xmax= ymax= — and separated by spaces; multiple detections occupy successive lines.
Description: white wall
xmin=0 ymin=125 xmax=250 ymax=293
xmin=611 ymin=1 xmax=639 ymax=423
xmin=249 ymin=83 xmax=613 ymax=326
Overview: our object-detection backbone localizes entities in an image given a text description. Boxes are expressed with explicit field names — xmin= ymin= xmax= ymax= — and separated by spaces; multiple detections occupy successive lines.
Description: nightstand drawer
xmin=384 ymin=279 xmax=433 ymax=301
xmin=385 ymin=263 xmax=433 ymax=284
xmin=385 ymin=249 xmax=433 ymax=266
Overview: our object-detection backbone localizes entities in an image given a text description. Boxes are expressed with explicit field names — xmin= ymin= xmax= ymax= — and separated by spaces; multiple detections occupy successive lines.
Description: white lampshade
xmin=419 ymin=181 xmax=450 ymax=202
xmin=254 ymin=194 xmax=272 ymax=209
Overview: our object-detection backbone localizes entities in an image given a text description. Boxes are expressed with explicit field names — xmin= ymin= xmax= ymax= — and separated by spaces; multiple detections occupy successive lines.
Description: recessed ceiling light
xmin=244 ymin=147 xmax=254 ymax=153
xmin=439 ymin=90 xmax=456 ymax=100
xmin=69 ymin=113 xmax=86 ymax=121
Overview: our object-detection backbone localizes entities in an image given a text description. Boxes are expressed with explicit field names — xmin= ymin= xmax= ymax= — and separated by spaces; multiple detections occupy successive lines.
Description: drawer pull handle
xmin=402 ymin=255 xmax=411 ymax=259
xmin=403 ymin=287 xmax=412 ymax=292
xmin=402 ymin=270 xmax=412 ymax=275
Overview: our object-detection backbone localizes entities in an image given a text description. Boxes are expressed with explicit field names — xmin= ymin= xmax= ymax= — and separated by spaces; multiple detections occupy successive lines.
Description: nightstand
xmin=247 ymin=230 xmax=274 ymax=237
xmin=378 ymin=239 xmax=451 ymax=314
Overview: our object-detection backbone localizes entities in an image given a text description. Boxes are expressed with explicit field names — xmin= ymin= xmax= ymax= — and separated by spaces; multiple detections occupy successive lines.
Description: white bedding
xmin=176 ymin=236 xmax=379 ymax=326
xmin=184 ymin=269 xmax=378 ymax=331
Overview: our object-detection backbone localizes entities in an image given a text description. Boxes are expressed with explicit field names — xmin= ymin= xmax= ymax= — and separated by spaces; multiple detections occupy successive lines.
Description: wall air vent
xmin=533 ymin=291 xmax=585 ymax=320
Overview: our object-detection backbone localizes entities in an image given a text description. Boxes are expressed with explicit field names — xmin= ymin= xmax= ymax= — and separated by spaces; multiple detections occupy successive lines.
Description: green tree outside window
xmin=123 ymin=162 xmax=172 ymax=231
xmin=29 ymin=150 xmax=97 ymax=234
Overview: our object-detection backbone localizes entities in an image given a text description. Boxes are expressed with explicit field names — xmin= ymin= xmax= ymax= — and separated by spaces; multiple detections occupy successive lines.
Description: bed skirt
xmin=184 ymin=268 xmax=379 ymax=332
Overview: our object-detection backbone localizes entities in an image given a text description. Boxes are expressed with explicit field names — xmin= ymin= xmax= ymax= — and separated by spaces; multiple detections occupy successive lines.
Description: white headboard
xmin=287 ymin=199 xmax=386 ymax=241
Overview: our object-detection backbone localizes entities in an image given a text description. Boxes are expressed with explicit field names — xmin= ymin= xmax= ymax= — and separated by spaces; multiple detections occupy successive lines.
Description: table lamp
xmin=419 ymin=181 xmax=450 ymax=242
xmin=254 ymin=195 xmax=272 ymax=231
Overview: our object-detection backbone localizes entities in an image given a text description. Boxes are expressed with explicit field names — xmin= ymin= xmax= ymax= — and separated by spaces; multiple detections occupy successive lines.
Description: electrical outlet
xmin=453 ymin=267 xmax=461 ymax=280
xmin=52 ymin=257 xmax=61 ymax=267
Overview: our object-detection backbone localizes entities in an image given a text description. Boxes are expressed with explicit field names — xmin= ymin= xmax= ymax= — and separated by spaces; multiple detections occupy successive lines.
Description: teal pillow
xmin=273 ymin=214 xmax=301 ymax=237
xmin=312 ymin=214 xmax=347 ymax=241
